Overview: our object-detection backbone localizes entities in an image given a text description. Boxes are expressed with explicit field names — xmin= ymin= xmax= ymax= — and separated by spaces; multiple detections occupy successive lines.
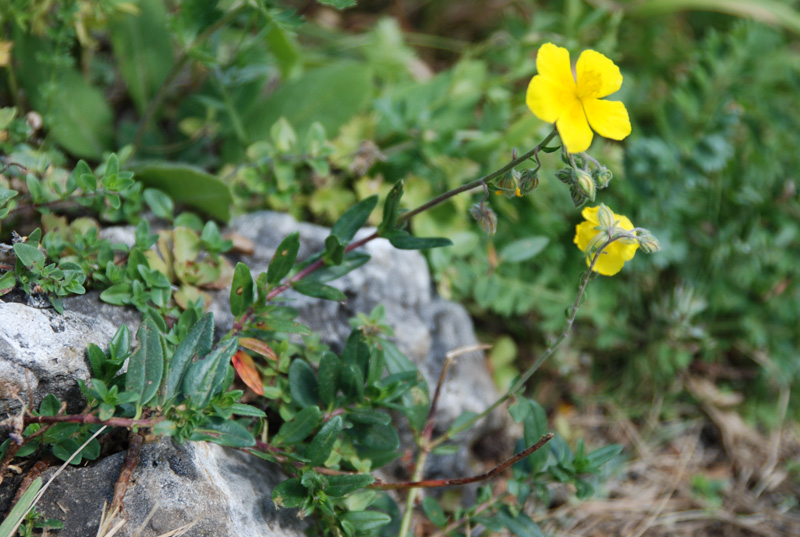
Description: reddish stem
xmin=110 ymin=431 xmax=143 ymax=513
xmin=23 ymin=415 xmax=164 ymax=428
xmin=370 ymin=433 xmax=554 ymax=490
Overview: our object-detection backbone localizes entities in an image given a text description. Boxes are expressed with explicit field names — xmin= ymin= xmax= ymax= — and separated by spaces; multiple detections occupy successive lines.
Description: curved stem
xmin=432 ymin=235 xmax=620 ymax=447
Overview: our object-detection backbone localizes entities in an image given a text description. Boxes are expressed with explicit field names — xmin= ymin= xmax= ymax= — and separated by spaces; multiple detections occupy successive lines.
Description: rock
xmin=31 ymin=439 xmax=306 ymax=537
xmin=62 ymin=290 xmax=142 ymax=335
xmin=0 ymin=302 xmax=122 ymax=416
xmin=229 ymin=211 xmax=499 ymax=436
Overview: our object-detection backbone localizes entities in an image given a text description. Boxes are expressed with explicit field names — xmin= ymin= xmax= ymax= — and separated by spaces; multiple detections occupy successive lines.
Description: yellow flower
xmin=0 ymin=40 xmax=13 ymax=67
xmin=526 ymin=43 xmax=631 ymax=154
xmin=574 ymin=205 xmax=638 ymax=276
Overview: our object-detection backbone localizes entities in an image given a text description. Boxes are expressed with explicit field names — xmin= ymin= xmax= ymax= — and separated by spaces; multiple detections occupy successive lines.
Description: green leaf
xmin=13 ymin=243 xmax=45 ymax=271
xmin=381 ymin=339 xmax=428 ymax=431
xmin=346 ymin=410 xmax=391 ymax=426
xmin=100 ymin=282 xmax=132 ymax=306
xmin=325 ymin=474 xmax=375 ymax=497
xmin=586 ymin=444 xmax=623 ymax=468
xmin=38 ymin=394 xmax=61 ymax=416
xmin=318 ymin=0 xmax=357 ymax=9
xmin=497 ymin=510 xmax=545 ymax=537
xmin=274 ymin=406 xmax=321 ymax=444
xmin=125 ymin=319 xmax=164 ymax=406
xmin=378 ymin=181 xmax=404 ymax=235
xmin=386 ymin=231 xmax=452 ymax=250
xmin=272 ymin=478 xmax=306 ymax=508
xmin=109 ymin=0 xmax=173 ymax=114
xmin=189 ymin=417 xmax=255 ymax=447
xmin=308 ymin=415 xmax=343 ymax=466
xmin=267 ymin=232 xmax=300 ymax=285
xmin=323 ymin=234 xmax=345 ymax=266
xmin=0 ymin=270 xmax=16 ymax=292
xmin=356 ymin=423 xmax=399 ymax=451
xmin=304 ymin=251 xmax=370 ymax=283
xmin=0 ymin=186 xmax=18 ymax=205
xmin=331 ymin=195 xmax=378 ymax=243
xmin=229 ymin=403 xmax=267 ymax=418
xmin=132 ymin=163 xmax=233 ymax=222
xmin=499 ymin=236 xmax=549 ymax=264
xmin=143 ymin=188 xmax=174 ymax=220
xmin=182 ymin=337 xmax=238 ymax=408
xmin=341 ymin=511 xmax=391 ymax=532
xmin=0 ymin=477 xmax=42 ymax=537
xmin=48 ymin=70 xmax=113 ymax=158
xmin=26 ymin=176 xmax=44 ymax=204
xmin=292 ymin=280 xmax=346 ymax=302
xmin=247 ymin=62 xmax=372 ymax=140
xmin=317 ymin=352 xmax=341 ymax=406
xmin=230 ymin=262 xmax=255 ymax=317
xmin=164 ymin=313 xmax=214 ymax=402
xmin=422 ymin=496 xmax=447 ymax=527
xmin=289 ymin=359 xmax=319 ymax=407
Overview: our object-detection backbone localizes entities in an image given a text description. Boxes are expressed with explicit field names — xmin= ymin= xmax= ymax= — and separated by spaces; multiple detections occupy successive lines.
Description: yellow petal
xmin=581 ymin=206 xmax=600 ymax=224
xmin=536 ymin=43 xmax=576 ymax=90
xmin=576 ymin=49 xmax=622 ymax=99
xmin=574 ymin=221 xmax=599 ymax=252
xmin=615 ymin=214 xmax=635 ymax=231
xmin=557 ymin=101 xmax=593 ymax=153
xmin=589 ymin=249 xmax=626 ymax=276
xmin=583 ymin=99 xmax=631 ymax=141
xmin=526 ymin=75 xmax=576 ymax=124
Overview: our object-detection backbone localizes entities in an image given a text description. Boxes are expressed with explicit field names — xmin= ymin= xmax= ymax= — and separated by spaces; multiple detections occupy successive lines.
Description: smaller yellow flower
xmin=526 ymin=43 xmax=631 ymax=154
xmin=574 ymin=205 xmax=638 ymax=276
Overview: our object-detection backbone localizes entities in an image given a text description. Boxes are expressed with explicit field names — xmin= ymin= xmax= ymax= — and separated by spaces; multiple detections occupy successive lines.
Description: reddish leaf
xmin=232 ymin=350 xmax=264 ymax=395
xmin=238 ymin=337 xmax=278 ymax=361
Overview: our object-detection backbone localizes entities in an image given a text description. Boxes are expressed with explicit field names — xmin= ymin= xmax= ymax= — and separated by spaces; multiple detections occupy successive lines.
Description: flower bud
xmin=637 ymin=231 xmax=662 ymax=253
xmin=596 ymin=204 xmax=615 ymax=229
xmin=569 ymin=185 xmax=586 ymax=207
xmin=592 ymin=166 xmax=613 ymax=189
xmin=470 ymin=203 xmax=498 ymax=236
xmin=555 ymin=167 xmax=574 ymax=184
xmin=518 ymin=169 xmax=540 ymax=195
xmin=575 ymin=169 xmax=596 ymax=202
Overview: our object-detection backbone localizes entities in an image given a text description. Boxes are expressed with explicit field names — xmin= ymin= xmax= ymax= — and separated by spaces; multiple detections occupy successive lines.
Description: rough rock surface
xmin=33 ymin=439 xmax=306 ymax=537
xmin=0 ymin=302 xmax=121 ymax=415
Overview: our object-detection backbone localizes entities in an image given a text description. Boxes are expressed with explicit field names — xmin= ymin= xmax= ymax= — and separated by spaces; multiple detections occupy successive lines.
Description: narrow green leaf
xmin=274 ymin=406 xmax=321 ymax=444
xmin=497 ymin=510 xmax=545 ymax=537
xmin=125 ymin=319 xmax=164 ymax=406
xmin=317 ymin=352 xmax=341 ymax=406
xmin=267 ymin=232 xmax=300 ymax=284
xmin=229 ymin=403 xmax=267 ymax=418
xmin=100 ymin=283 xmax=132 ymax=306
xmin=0 ymin=477 xmax=42 ymax=537
xmin=165 ymin=313 xmax=213 ymax=402
xmin=143 ymin=188 xmax=174 ymax=220
xmin=341 ymin=511 xmax=391 ymax=531
xmin=325 ymin=474 xmax=375 ymax=497
xmin=378 ymin=180 xmax=404 ymax=235
xmin=346 ymin=410 xmax=391 ymax=426
xmin=272 ymin=478 xmax=306 ymax=508
xmin=289 ymin=359 xmax=319 ymax=407
xmin=381 ymin=339 xmax=429 ymax=431
xmin=308 ymin=415 xmax=343 ymax=466
xmin=230 ymin=262 xmax=255 ymax=316
xmin=292 ymin=280 xmax=346 ymax=302
xmin=323 ymin=234 xmax=345 ymax=266
xmin=305 ymin=251 xmax=370 ymax=283
xmin=386 ymin=231 xmax=452 ymax=250
xmin=422 ymin=496 xmax=447 ymax=527
xmin=331 ymin=195 xmax=378 ymax=243
xmin=182 ymin=337 xmax=238 ymax=408
xmin=499 ymin=237 xmax=549 ymax=263
xmin=189 ymin=417 xmax=255 ymax=447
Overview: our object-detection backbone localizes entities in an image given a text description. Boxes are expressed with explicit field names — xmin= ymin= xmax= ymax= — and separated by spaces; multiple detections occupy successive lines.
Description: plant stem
xmin=397 ymin=129 xmax=558 ymax=224
xmin=371 ymin=433 xmax=553 ymax=490
xmin=132 ymin=6 xmax=248 ymax=152
xmin=23 ymin=414 xmax=164 ymax=428
xmin=432 ymin=236 xmax=617 ymax=447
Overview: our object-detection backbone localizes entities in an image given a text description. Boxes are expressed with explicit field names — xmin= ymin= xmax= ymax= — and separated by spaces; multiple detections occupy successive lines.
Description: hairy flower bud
xmin=596 ymin=203 xmax=615 ymax=229
xmin=470 ymin=203 xmax=498 ymax=236
xmin=575 ymin=169 xmax=596 ymax=202
xmin=555 ymin=167 xmax=574 ymax=184
xmin=592 ymin=166 xmax=613 ymax=189
xmin=637 ymin=231 xmax=662 ymax=253
xmin=518 ymin=169 xmax=540 ymax=195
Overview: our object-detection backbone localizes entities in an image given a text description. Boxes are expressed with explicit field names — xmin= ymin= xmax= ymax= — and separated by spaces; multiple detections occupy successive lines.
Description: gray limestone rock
xmin=32 ymin=439 xmax=306 ymax=537
xmin=0 ymin=302 xmax=121 ymax=415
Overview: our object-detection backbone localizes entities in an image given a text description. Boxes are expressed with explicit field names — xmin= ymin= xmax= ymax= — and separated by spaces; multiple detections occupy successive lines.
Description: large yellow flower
xmin=526 ymin=43 xmax=631 ymax=154
xmin=574 ymin=205 xmax=638 ymax=276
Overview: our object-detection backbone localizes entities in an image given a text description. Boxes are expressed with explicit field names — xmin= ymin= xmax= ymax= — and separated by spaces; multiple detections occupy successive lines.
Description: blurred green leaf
xmin=274 ymin=406 xmax=321 ymax=444
xmin=325 ymin=474 xmax=375 ymax=497
xmin=230 ymin=262 xmax=255 ymax=317
xmin=308 ymin=415 xmax=342 ymax=466
xmin=189 ymin=417 xmax=255 ymax=447
xmin=289 ymin=359 xmax=319 ymax=407
xmin=292 ymin=280 xmax=346 ymax=302
xmin=267 ymin=232 xmax=300 ymax=285
xmin=499 ymin=237 xmax=549 ymax=263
